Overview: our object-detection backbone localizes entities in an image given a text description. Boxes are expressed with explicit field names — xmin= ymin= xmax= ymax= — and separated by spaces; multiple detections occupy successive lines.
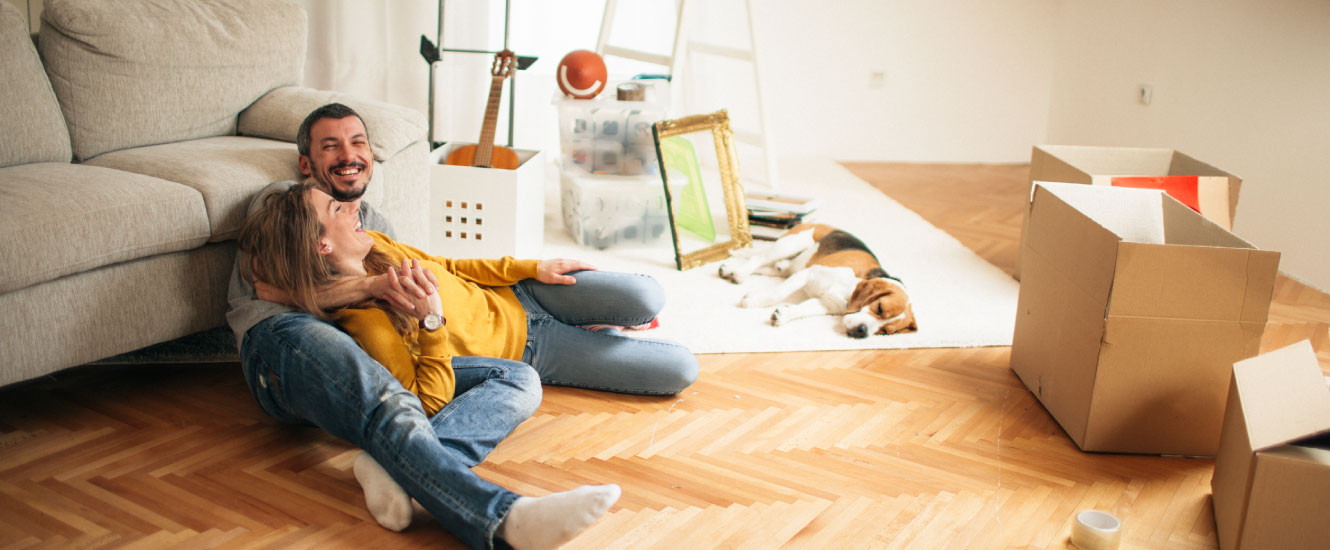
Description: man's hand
xmin=536 ymin=259 xmax=596 ymax=285
xmin=368 ymin=268 xmax=419 ymax=313
xmin=254 ymin=280 xmax=293 ymax=306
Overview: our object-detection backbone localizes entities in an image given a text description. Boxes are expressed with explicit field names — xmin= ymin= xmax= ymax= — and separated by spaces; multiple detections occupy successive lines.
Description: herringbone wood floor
xmin=3 ymin=163 xmax=1327 ymax=549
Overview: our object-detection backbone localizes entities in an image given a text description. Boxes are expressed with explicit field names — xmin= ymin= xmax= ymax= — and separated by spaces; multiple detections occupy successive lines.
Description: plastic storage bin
xmin=559 ymin=168 xmax=672 ymax=249
xmin=553 ymin=82 xmax=667 ymax=177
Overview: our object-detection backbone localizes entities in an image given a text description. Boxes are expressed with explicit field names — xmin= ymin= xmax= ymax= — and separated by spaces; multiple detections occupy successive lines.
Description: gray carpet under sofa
xmin=0 ymin=0 xmax=430 ymax=386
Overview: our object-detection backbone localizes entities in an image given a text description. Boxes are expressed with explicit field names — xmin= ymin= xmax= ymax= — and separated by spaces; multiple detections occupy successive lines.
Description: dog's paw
xmin=738 ymin=292 xmax=760 ymax=308
xmin=770 ymin=305 xmax=792 ymax=326
xmin=717 ymin=262 xmax=746 ymax=284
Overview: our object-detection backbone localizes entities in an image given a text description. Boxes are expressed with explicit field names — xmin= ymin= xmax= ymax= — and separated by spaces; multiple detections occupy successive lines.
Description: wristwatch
xmin=420 ymin=312 xmax=444 ymax=331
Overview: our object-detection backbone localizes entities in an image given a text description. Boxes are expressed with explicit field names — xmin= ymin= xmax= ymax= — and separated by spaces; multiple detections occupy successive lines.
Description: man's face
xmin=299 ymin=116 xmax=373 ymax=202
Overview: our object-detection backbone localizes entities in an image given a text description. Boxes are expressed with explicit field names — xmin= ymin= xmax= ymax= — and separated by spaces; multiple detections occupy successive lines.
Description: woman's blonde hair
xmin=237 ymin=182 xmax=416 ymax=334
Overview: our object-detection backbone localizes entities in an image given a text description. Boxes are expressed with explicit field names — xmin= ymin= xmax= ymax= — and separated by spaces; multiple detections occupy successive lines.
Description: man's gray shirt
xmin=225 ymin=180 xmax=396 ymax=349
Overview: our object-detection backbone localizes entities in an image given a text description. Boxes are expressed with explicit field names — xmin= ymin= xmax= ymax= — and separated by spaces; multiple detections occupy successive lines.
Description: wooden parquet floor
xmin=3 ymin=162 xmax=1327 ymax=549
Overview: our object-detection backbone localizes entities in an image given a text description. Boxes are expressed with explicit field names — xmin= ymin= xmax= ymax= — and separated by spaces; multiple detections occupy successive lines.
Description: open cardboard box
xmin=1210 ymin=340 xmax=1330 ymax=550
xmin=1030 ymin=145 xmax=1241 ymax=229
xmin=1010 ymin=182 xmax=1279 ymax=456
xmin=1016 ymin=145 xmax=1243 ymax=280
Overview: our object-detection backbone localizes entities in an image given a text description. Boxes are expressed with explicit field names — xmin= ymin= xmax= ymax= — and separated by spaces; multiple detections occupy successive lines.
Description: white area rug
xmin=540 ymin=157 xmax=1019 ymax=354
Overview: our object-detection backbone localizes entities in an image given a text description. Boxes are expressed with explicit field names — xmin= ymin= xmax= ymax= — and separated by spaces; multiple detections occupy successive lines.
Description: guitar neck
xmin=474 ymin=74 xmax=507 ymax=167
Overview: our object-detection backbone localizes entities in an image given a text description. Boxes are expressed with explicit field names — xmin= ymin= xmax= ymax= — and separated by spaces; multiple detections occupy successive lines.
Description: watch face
xmin=424 ymin=313 xmax=443 ymax=330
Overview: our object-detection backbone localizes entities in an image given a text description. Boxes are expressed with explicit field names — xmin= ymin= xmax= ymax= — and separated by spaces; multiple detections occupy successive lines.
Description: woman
xmin=241 ymin=183 xmax=698 ymax=410
xmin=237 ymin=181 xmax=696 ymax=548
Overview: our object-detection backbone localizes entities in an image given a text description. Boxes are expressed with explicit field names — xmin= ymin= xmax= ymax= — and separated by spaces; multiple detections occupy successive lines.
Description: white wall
xmin=750 ymin=0 xmax=1060 ymax=163
xmin=1045 ymin=0 xmax=1330 ymax=290
xmin=418 ymin=0 xmax=1061 ymax=163
xmin=302 ymin=0 xmax=1329 ymax=290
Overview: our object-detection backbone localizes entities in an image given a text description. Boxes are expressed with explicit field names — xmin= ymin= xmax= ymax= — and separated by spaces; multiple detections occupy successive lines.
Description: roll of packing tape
xmin=616 ymin=82 xmax=646 ymax=101
xmin=1071 ymin=510 xmax=1121 ymax=550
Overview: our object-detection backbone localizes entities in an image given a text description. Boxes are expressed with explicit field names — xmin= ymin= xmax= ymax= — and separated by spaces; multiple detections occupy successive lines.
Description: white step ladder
xmin=595 ymin=0 xmax=779 ymax=189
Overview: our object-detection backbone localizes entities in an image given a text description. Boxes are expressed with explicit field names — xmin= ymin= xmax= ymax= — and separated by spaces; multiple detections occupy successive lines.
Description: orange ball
xmin=557 ymin=50 xmax=607 ymax=99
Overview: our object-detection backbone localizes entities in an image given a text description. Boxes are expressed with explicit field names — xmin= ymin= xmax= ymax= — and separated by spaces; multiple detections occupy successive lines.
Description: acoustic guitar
xmin=445 ymin=50 xmax=521 ymax=169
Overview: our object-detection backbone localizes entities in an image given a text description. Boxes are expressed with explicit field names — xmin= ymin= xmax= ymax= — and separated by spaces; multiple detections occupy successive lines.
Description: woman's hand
xmin=536 ymin=258 xmax=596 ymax=285
xmin=368 ymin=269 xmax=416 ymax=312
xmin=393 ymin=258 xmax=443 ymax=321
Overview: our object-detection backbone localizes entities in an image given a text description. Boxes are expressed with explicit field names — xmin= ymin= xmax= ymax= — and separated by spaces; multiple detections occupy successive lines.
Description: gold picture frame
xmin=652 ymin=110 xmax=752 ymax=270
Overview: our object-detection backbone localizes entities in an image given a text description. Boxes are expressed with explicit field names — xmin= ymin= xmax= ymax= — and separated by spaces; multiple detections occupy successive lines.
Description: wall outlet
xmin=1137 ymin=84 xmax=1153 ymax=105
xmin=869 ymin=70 xmax=886 ymax=89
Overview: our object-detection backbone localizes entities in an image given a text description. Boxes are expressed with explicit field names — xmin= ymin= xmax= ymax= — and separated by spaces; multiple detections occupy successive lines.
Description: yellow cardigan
xmin=334 ymin=231 xmax=540 ymax=416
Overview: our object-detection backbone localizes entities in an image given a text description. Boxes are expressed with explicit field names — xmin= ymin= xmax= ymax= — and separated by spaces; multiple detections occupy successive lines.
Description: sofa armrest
xmin=238 ymin=86 xmax=427 ymax=161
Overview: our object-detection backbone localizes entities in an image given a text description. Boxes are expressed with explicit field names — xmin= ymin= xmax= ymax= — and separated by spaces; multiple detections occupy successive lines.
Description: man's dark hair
xmin=296 ymin=103 xmax=369 ymax=156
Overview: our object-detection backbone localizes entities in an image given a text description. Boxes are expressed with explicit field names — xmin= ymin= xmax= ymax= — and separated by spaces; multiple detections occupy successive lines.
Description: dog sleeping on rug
xmin=718 ymin=223 xmax=918 ymax=338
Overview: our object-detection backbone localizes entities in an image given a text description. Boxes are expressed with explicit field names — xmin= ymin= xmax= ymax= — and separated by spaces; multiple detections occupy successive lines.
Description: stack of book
xmin=744 ymin=190 xmax=819 ymax=240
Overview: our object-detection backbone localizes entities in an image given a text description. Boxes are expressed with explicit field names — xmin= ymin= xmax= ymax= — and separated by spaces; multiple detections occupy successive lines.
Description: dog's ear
xmin=878 ymin=304 xmax=918 ymax=335
xmin=847 ymin=279 xmax=890 ymax=313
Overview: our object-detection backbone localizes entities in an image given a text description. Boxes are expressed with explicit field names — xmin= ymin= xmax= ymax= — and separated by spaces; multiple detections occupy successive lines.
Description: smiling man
xmin=297 ymin=104 xmax=372 ymax=201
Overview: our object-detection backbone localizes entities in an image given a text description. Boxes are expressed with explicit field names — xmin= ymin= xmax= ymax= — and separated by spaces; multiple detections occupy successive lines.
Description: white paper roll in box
xmin=1071 ymin=510 xmax=1121 ymax=550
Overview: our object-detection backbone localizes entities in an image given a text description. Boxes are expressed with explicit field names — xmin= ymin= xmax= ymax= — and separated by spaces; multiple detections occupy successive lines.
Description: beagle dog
xmin=718 ymin=223 xmax=917 ymax=338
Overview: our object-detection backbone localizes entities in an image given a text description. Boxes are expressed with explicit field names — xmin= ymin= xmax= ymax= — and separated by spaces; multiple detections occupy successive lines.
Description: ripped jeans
xmin=240 ymin=313 xmax=540 ymax=550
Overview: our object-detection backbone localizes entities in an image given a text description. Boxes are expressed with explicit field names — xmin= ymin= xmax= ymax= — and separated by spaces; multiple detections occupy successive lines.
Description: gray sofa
xmin=0 ymin=0 xmax=430 ymax=387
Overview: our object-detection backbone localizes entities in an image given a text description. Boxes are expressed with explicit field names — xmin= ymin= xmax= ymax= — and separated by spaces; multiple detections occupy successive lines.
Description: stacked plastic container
xmin=555 ymin=80 xmax=672 ymax=249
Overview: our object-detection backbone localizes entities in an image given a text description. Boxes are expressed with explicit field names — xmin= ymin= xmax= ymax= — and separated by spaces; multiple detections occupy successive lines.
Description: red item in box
xmin=1111 ymin=176 xmax=1201 ymax=213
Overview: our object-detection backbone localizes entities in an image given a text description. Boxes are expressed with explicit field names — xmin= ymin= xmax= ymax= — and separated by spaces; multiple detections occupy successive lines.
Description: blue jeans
xmin=240 ymin=313 xmax=540 ymax=549
xmin=513 ymin=270 xmax=699 ymax=395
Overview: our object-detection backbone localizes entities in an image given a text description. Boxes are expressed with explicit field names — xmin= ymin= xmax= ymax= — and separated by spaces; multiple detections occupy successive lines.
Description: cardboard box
xmin=427 ymin=145 xmax=544 ymax=259
xmin=1010 ymin=182 xmax=1279 ymax=456
xmin=1211 ymin=340 xmax=1330 ymax=550
xmin=559 ymin=167 xmax=672 ymax=250
xmin=1030 ymin=145 xmax=1241 ymax=229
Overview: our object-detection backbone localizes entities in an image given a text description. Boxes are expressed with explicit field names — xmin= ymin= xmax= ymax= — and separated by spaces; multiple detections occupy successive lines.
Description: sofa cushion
xmin=84 ymin=136 xmax=385 ymax=242
xmin=0 ymin=163 xmax=210 ymax=295
xmin=0 ymin=2 xmax=71 ymax=168
xmin=38 ymin=0 xmax=306 ymax=161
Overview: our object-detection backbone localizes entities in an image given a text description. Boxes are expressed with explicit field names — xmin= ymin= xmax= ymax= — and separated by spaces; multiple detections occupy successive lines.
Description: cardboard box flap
xmin=1035 ymin=145 xmax=1176 ymax=176
xmin=1233 ymin=341 xmax=1330 ymax=452
xmin=1036 ymin=182 xmax=1165 ymax=244
xmin=1160 ymin=197 xmax=1247 ymax=249
xmin=1212 ymin=369 xmax=1256 ymax=550
xmin=1169 ymin=151 xmax=1243 ymax=223
xmin=1026 ymin=183 xmax=1125 ymax=306
xmin=1167 ymin=150 xmax=1239 ymax=179
xmin=1029 ymin=146 xmax=1093 ymax=189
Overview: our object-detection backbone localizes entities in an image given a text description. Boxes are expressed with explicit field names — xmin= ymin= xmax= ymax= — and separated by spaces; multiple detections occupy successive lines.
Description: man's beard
xmin=317 ymin=161 xmax=369 ymax=201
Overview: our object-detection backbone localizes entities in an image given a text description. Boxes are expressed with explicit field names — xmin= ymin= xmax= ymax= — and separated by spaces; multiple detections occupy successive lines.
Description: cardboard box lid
xmin=1231 ymin=341 xmax=1330 ymax=452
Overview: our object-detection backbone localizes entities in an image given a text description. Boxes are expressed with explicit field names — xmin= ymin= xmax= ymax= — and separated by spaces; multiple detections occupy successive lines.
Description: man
xmin=227 ymin=104 xmax=659 ymax=549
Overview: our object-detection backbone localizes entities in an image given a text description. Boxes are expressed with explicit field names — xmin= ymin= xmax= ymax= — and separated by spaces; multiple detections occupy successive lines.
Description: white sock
xmin=353 ymin=452 xmax=413 ymax=532
xmin=498 ymin=484 xmax=621 ymax=550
